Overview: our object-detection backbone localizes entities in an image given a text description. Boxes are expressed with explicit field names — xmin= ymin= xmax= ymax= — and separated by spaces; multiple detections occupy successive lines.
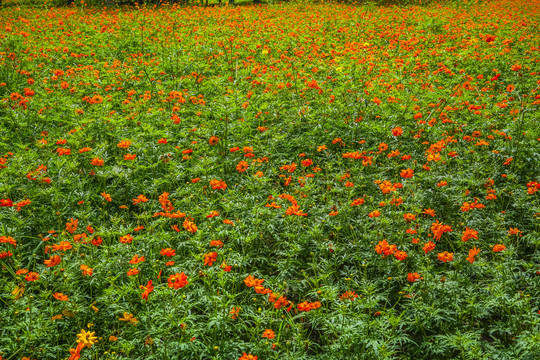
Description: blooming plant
xmin=0 ymin=0 xmax=539 ymax=359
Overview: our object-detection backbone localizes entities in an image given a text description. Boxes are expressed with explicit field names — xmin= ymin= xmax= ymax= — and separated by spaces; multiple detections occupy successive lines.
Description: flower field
xmin=1 ymin=0 xmax=540 ymax=359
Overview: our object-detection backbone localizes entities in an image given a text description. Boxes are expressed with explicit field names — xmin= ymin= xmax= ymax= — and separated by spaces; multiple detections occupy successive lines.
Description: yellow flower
xmin=76 ymin=329 xmax=98 ymax=348
xmin=12 ymin=284 xmax=24 ymax=300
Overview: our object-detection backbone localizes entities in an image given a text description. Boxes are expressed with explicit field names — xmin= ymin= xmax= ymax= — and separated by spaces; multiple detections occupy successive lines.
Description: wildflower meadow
xmin=0 ymin=0 xmax=539 ymax=359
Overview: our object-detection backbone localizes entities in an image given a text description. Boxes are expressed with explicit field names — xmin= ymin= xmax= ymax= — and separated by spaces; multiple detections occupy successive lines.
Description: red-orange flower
xmin=236 ymin=161 xmax=249 ymax=172
xmin=461 ymin=227 xmax=479 ymax=242
xmin=391 ymin=127 xmax=403 ymax=136
xmin=53 ymin=292 xmax=69 ymax=301
xmin=400 ymin=168 xmax=414 ymax=178
xmin=209 ymin=136 xmax=220 ymax=145
xmin=394 ymin=250 xmax=408 ymax=261
xmin=422 ymin=241 xmax=436 ymax=254
xmin=375 ymin=239 xmax=397 ymax=256
xmin=140 ymin=280 xmax=154 ymax=301
xmin=493 ymin=244 xmax=506 ymax=252
xmin=203 ymin=252 xmax=218 ymax=266
xmin=340 ymin=291 xmax=358 ymax=301
xmin=127 ymin=268 xmax=140 ymax=276
xmin=101 ymin=192 xmax=112 ymax=202
xmin=160 ymin=248 xmax=176 ymax=257
xmin=467 ymin=247 xmax=481 ymax=264
xmin=262 ymin=329 xmax=275 ymax=339
xmin=403 ymin=213 xmax=416 ymax=222
xmin=168 ymin=272 xmax=189 ymax=289
xmin=129 ymin=255 xmax=145 ymax=264
xmin=25 ymin=271 xmax=39 ymax=282
xmin=239 ymin=353 xmax=257 ymax=360
xmin=80 ymin=264 xmax=93 ymax=276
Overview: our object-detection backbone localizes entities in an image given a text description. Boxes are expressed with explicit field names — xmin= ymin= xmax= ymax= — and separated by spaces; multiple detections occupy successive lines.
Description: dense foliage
xmin=1 ymin=0 xmax=539 ymax=359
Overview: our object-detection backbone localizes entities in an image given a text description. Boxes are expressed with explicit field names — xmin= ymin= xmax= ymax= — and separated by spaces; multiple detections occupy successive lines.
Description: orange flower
xmin=391 ymin=127 xmax=403 ymax=136
xmin=119 ymin=234 xmax=133 ymax=244
xmin=493 ymin=244 xmax=506 ymax=252
xmin=430 ymin=220 xmax=452 ymax=241
xmin=262 ymin=329 xmax=275 ymax=339
xmin=160 ymin=248 xmax=176 ymax=257
xmin=437 ymin=251 xmax=453 ymax=262
xmin=25 ymin=272 xmax=39 ymax=282
xmin=368 ymin=210 xmax=381 ymax=218
xmin=80 ymin=264 xmax=93 ymax=276
xmin=461 ymin=227 xmax=478 ymax=242
xmin=90 ymin=157 xmax=104 ymax=166
xmin=422 ymin=241 xmax=436 ymax=254
xmin=422 ymin=208 xmax=436 ymax=217
xmin=44 ymin=255 xmax=61 ymax=267
xmin=403 ymin=213 xmax=416 ymax=222
xmin=124 ymin=154 xmax=136 ymax=161
xmin=203 ymin=252 xmax=218 ymax=266
xmin=52 ymin=241 xmax=72 ymax=251
xmin=236 ymin=160 xmax=249 ymax=172
xmin=101 ymin=192 xmax=112 ymax=202
xmin=129 ymin=255 xmax=145 ymax=264
xmin=157 ymin=138 xmax=168 ymax=144
xmin=375 ymin=239 xmax=397 ymax=256
xmin=183 ymin=220 xmax=197 ymax=233
xmin=168 ymin=272 xmax=188 ymax=289
xmin=239 ymin=353 xmax=257 ymax=360
xmin=127 ymin=268 xmax=140 ymax=276
xmin=508 ymin=228 xmax=522 ymax=237
xmin=65 ymin=218 xmax=79 ymax=234
xmin=273 ymin=295 xmax=289 ymax=309
xmin=467 ymin=247 xmax=481 ymax=264
xmin=339 ymin=291 xmax=358 ymax=301
xmin=400 ymin=168 xmax=414 ymax=178
xmin=209 ymin=179 xmax=227 ymax=190
xmin=297 ymin=300 xmax=321 ymax=312
xmin=230 ymin=307 xmax=241 ymax=319
xmin=53 ymin=292 xmax=69 ymax=301
xmin=350 ymin=198 xmax=365 ymax=206
xmin=394 ymin=250 xmax=408 ymax=261
xmin=210 ymin=240 xmax=223 ymax=248
xmin=117 ymin=140 xmax=132 ymax=149
xmin=133 ymin=195 xmax=148 ymax=205
xmin=244 ymin=275 xmax=264 ymax=288
xmin=407 ymin=273 xmax=421 ymax=283
xmin=140 ymin=280 xmax=154 ymax=301
xmin=209 ymin=136 xmax=220 ymax=145
xmin=220 ymin=261 xmax=232 ymax=272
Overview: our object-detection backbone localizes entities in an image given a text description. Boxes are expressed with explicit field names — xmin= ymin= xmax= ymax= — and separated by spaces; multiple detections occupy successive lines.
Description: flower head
xmin=76 ymin=329 xmax=98 ymax=348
